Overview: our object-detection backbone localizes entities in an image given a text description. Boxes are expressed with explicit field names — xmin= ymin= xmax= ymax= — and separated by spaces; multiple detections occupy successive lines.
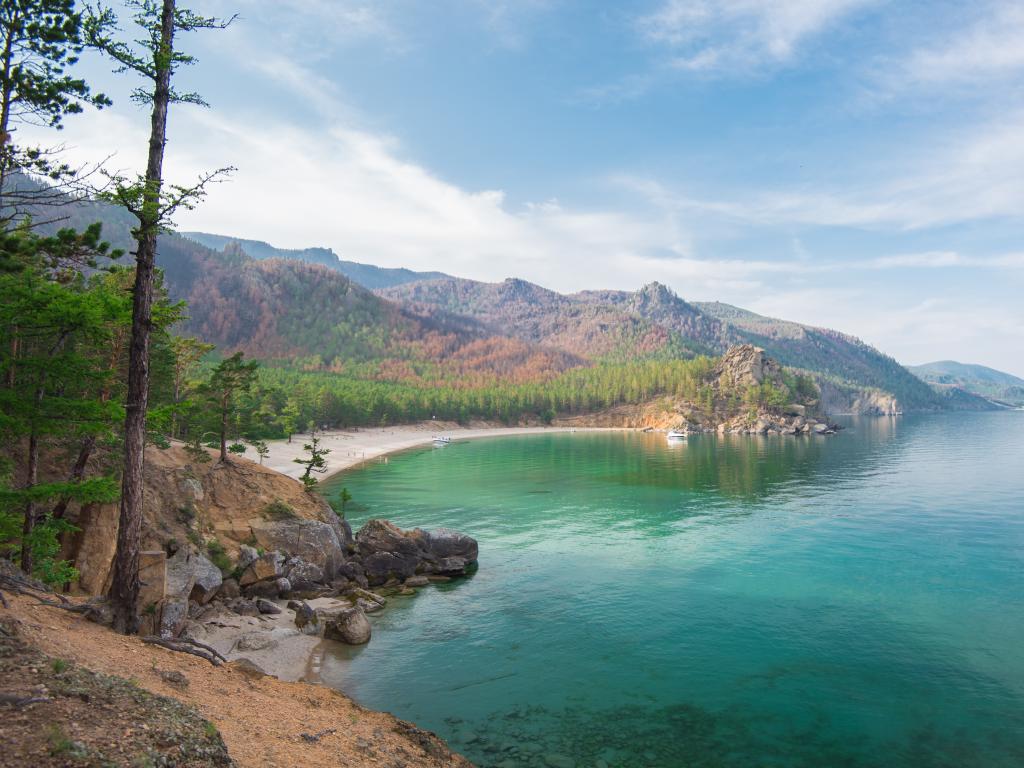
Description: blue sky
xmin=30 ymin=0 xmax=1024 ymax=375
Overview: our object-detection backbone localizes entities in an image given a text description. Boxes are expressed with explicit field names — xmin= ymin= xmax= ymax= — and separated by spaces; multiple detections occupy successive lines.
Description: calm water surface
xmin=321 ymin=412 xmax=1024 ymax=768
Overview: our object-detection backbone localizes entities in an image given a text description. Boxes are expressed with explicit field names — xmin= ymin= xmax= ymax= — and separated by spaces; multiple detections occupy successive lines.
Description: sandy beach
xmin=261 ymin=422 xmax=616 ymax=481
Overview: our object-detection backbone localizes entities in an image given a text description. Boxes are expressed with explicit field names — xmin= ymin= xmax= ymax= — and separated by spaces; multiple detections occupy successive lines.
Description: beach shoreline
xmin=261 ymin=422 xmax=620 ymax=482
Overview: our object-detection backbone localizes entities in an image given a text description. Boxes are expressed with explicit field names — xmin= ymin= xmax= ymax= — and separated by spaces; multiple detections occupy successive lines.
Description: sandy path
xmin=261 ymin=423 xmax=614 ymax=481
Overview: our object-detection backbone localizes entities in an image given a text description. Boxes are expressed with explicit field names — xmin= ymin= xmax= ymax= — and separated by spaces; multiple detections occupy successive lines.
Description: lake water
xmin=320 ymin=412 xmax=1024 ymax=768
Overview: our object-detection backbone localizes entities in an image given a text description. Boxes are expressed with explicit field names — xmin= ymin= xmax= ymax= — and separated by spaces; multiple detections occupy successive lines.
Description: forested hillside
xmin=382 ymin=277 xmax=948 ymax=411
xmin=155 ymin=236 xmax=583 ymax=386
xmin=18 ymin=174 xmax=974 ymax=414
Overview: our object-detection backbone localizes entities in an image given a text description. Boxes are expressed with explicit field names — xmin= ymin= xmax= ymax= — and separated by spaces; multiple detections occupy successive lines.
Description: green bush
xmin=263 ymin=500 xmax=296 ymax=520
xmin=205 ymin=539 xmax=232 ymax=574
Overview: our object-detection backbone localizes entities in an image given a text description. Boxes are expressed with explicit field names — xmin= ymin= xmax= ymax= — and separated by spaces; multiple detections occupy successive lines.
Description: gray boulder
xmin=289 ymin=600 xmax=320 ymax=635
xmin=218 ymin=577 xmax=240 ymax=599
xmin=159 ymin=597 xmax=189 ymax=638
xmin=250 ymin=519 xmax=344 ymax=577
xmin=354 ymin=519 xmax=479 ymax=586
xmin=323 ymin=606 xmax=372 ymax=645
xmin=226 ymin=597 xmax=260 ymax=617
xmin=284 ymin=558 xmax=324 ymax=591
xmin=238 ymin=545 xmax=259 ymax=569
xmin=166 ymin=549 xmax=222 ymax=604
xmin=425 ymin=528 xmax=479 ymax=563
xmin=256 ymin=598 xmax=282 ymax=615
xmin=234 ymin=632 xmax=277 ymax=652
xmin=238 ymin=551 xmax=284 ymax=587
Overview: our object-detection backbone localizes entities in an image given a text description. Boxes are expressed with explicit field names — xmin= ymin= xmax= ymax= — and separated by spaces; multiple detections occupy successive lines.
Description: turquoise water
xmin=320 ymin=412 xmax=1024 ymax=768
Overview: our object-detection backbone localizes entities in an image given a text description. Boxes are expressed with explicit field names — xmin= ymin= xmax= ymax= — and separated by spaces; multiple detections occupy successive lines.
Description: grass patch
xmin=263 ymin=500 xmax=297 ymax=520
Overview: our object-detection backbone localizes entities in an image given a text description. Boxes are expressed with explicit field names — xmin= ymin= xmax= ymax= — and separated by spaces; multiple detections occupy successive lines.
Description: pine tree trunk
xmin=109 ymin=0 xmax=176 ymax=635
xmin=18 ymin=428 xmax=39 ymax=573
xmin=219 ymin=395 xmax=228 ymax=463
xmin=51 ymin=434 xmax=97 ymax=520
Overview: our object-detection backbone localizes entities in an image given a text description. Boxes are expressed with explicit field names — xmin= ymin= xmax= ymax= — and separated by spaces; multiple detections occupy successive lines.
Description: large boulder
xmin=283 ymin=558 xmax=324 ymax=591
xmin=238 ymin=551 xmax=284 ymax=587
xmin=249 ymin=519 xmax=345 ymax=578
xmin=356 ymin=520 xmax=426 ymax=585
xmin=165 ymin=549 xmax=223 ymax=604
xmin=354 ymin=520 xmax=478 ymax=586
xmin=159 ymin=597 xmax=189 ymax=638
xmin=323 ymin=606 xmax=372 ymax=645
xmin=425 ymin=528 xmax=479 ymax=571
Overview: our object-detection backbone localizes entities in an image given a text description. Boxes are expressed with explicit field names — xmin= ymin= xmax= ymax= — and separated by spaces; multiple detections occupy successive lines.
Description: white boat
xmin=666 ymin=429 xmax=688 ymax=440
xmin=432 ymin=436 xmax=452 ymax=445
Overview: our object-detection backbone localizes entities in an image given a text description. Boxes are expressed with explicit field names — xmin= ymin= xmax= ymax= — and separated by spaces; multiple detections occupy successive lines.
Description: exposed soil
xmin=1 ymin=594 xmax=474 ymax=768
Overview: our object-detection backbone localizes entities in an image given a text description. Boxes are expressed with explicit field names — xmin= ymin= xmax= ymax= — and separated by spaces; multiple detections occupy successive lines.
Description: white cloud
xmin=622 ymin=110 xmax=1024 ymax=230
xmin=219 ymin=0 xmax=402 ymax=54
xmin=637 ymin=0 xmax=874 ymax=73
xmin=882 ymin=1 xmax=1024 ymax=91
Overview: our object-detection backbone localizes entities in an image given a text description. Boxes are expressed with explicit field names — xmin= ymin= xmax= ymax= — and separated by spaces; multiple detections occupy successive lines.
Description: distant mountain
xmin=155 ymin=235 xmax=581 ymax=384
xmin=180 ymin=231 xmax=449 ymax=290
xmin=909 ymin=361 xmax=1024 ymax=406
xmin=11 ymin=176 xmax=998 ymax=414
xmin=381 ymin=278 xmax=947 ymax=413
xmin=380 ymin=277 xmax=707 ymax=360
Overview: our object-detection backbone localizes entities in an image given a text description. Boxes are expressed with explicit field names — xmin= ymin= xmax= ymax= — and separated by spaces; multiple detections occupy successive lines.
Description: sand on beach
xmin=260 ymin=422 xmax=612 ymax=481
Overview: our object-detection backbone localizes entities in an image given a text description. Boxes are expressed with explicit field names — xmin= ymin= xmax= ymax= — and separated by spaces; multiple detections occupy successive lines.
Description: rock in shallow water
xmin=323 ymin=606 xmax=372 ymax=645
xmin=354 ymin=519 xmax=479 ymax=586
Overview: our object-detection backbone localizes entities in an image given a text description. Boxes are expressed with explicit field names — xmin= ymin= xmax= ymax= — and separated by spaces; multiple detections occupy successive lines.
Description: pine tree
xmin=0 ymin=0 xmax=113 ymax=229
xmin=203 ymin=352 xmax=258 ymax=463
xmin=87 ymin=0 xmax=233 ymax=634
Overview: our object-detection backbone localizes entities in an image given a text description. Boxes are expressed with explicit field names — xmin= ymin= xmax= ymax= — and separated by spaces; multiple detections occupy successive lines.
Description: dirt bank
xmin=1 ymin=594 xmax=473 ymax=768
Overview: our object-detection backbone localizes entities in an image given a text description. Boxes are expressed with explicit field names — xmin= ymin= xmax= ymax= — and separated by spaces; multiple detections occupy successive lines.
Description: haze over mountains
xmin=22 ymin=184 xmax=1011 ymax=415
xmin=909 ymin=362 xmax=1024 ymax=407
xmin=166 ymin=228 xmax=1003 ymax=415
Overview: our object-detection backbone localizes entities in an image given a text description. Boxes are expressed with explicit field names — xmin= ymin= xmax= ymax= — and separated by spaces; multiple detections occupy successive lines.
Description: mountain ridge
xmin=909 ymin=361 xmax=1024 ymax=406
xmin=180 ymin=231 xmax=450 ymax=290
xmin=12 ymin=174 xmax=998 ymax=416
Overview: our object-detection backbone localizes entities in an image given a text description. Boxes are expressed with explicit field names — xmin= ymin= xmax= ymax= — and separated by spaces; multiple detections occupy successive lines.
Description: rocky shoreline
xmin=86 ymin=518 xmax=479 ymax=680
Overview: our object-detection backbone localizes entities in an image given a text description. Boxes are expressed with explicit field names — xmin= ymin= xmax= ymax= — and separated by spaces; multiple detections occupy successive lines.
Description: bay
xmin=320 ymin=412 xmax=1024 ymax=767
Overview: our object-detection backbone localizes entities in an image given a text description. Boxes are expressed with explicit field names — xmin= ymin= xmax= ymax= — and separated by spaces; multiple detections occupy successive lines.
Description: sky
xmin=24 ymin=0 xmax=1024 ymax=376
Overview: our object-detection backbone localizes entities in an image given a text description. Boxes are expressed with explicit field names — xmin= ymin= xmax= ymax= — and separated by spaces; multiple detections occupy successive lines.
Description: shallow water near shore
xmin=320 ymin=412 xmax=1024 ymax=768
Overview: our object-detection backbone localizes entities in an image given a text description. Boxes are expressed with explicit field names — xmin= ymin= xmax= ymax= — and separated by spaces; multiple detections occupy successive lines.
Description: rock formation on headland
xmin=558 ymin=344 xmax=841 ymax=435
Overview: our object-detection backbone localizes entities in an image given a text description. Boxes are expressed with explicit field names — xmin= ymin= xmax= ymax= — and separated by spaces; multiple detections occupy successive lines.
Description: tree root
xmin=0 ymin=693 xmax=52 ymax=708
xmin=301 ymin=728 xmax=337 ymax=743
xmin=142 ymin=636 xmax=223 ymax=666
xmin=176 ymin=636 xmax=228 ymax=664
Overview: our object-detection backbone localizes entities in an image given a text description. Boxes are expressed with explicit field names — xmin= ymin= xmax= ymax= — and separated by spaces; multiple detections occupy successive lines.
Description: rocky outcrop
xmin=354 ymin=520 xmax=478 ymax=587
xmin=248 ymin=518 xmax=347 ymax=577
xmin=712 ymin=343 xmax=785 ymax=391
xmin=64 ymin=444 xmax=347 ymax=595
xmin=558 ymin=344 xmax=838 ymax=434
xmin=818 ymin=379 xmax=901 ymax=416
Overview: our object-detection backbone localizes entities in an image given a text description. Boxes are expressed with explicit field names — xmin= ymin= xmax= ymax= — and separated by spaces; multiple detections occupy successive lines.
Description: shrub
xmin=205 ymin=539 xmax=232 ymax=574
xmin=263 ymin=500 xmax=296 ymax=520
